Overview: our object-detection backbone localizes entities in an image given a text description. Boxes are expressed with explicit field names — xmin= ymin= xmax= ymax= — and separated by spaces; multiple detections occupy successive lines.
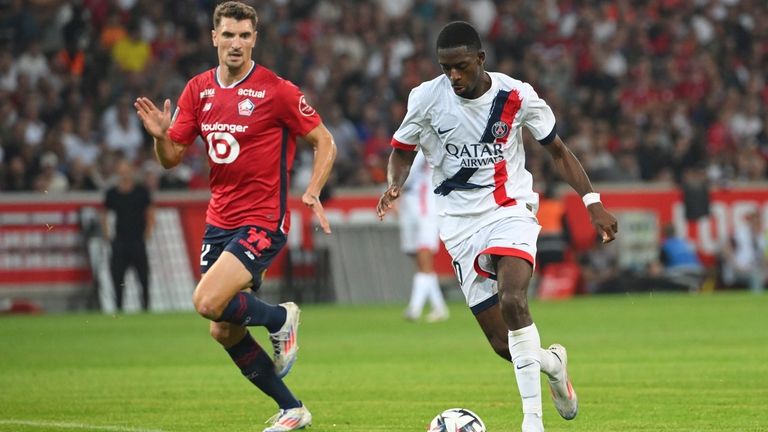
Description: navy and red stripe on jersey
xmin=168 ymin=62 xmax=321 ymax=232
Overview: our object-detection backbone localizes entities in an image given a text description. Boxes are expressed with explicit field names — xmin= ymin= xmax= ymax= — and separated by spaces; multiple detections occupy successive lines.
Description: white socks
xmin=509 ymin=323 xmax=543 ymax=416
xmin=407 ymin=272 xmax=446 ymax=317
xmin=406 ymin=272 xmax=429 ymax=317
xmin=425 ymin=273 xmax=448 ymax=313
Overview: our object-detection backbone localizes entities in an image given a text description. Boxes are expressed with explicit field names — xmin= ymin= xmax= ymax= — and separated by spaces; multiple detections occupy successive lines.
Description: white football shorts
xmin=444 ymin=215 xmax=541 ymax=314
xmin=398 ymin=191 xmax=440 ymax=254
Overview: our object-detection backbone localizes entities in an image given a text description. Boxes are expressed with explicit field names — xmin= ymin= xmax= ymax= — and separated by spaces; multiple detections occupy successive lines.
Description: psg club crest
xmin=492 ymin=121 xmax=509 ymax=139
xmin=238 ymin=98 xmax=255 ymax=116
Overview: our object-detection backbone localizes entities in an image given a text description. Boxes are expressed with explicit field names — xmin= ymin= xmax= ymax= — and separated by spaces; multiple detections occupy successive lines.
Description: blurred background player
xmin=133 ymin=2 xmax=336 ymax=431
xmin=377 ymin=21 xmax=617 ymax=432
xmin=399 ymin=151 xmax=449 ymax=322
xmin=101 ymin=157 xmax=154 ymax=312
xmin=722 ymin=210 xmax=766 ymax=294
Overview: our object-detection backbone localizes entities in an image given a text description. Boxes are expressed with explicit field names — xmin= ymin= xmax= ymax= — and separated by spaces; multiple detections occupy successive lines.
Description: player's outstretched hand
xmin=588 ymin=203 xmax=618 ymax=243
xmin=303 ymin=192 xmax=331 ymax=234
xmin=134 ymin=97 xmax=171 ymax=139
xmin=376 ymin=185 xmax=401 ymax=220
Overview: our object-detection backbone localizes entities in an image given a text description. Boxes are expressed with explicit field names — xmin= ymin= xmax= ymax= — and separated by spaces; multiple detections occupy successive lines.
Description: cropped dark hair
xmin=436 ymin=21 xmax=482 ymax=52
xmin=213 ymin=1 xmax=258 ymax=30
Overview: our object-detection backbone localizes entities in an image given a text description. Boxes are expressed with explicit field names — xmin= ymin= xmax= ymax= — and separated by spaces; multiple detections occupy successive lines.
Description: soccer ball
xmin=427 ymin=408 xmax=486 ymax=432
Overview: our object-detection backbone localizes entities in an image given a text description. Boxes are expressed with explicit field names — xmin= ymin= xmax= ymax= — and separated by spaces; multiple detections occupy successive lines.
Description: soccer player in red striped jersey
xmin=134 ymin=2 xmax=335 ymax=430
xmin=377 ymin=21 xmax=617 ymax=432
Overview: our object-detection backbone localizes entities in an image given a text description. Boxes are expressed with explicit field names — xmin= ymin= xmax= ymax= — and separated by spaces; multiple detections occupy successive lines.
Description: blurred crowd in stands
xmin=1 ymin=0 xmax=768 ymax=194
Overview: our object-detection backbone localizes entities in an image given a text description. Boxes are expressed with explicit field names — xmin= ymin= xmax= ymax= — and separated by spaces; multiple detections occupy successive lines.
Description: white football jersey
xmin=392 ymin=72 xmax=557 ymax=245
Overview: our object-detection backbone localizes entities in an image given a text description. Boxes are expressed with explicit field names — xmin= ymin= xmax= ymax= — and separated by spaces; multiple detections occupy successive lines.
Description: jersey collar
xmin=215 ymin=61 xmax=256 ymax=88
xmin=453 ymin=72 xmax=497 ymax=105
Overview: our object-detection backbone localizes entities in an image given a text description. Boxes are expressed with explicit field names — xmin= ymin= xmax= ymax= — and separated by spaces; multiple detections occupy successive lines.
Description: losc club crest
xmin=238 ymin=98 xmax=255 ymax=116
xmin=492 ymin=121 xmax=509 ymax=139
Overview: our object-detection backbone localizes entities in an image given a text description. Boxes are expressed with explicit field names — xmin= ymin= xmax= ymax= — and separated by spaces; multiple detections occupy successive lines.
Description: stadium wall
xmin=1 ymin=185 xmax=767 ymax=312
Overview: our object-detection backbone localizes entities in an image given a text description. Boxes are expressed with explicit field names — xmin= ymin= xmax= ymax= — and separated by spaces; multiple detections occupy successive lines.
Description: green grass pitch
xmin=1 ymin=292 xmax=767 ymax=431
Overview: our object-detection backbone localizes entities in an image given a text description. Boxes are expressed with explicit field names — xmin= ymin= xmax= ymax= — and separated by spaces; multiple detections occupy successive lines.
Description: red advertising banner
xmin=3 ymin=186 xmax=767 ymax=286
xmin=563 ymin=186 xmax=768 ymax=263
xmin=0 ymin=202 xmax=93 ymax=285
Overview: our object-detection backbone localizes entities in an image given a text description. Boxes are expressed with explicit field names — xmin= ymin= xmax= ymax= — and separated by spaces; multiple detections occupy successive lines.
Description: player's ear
xmin=477 ymin=49 xmax=486 ymax=66
xmin=211 ymin=29 xmax=218 ymax=47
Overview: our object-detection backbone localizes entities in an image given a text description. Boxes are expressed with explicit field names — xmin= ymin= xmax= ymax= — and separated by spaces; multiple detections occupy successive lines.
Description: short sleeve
xmin=277 ymin=80 xmax=321 ymax=136
xmin=167 ymin=80 xmax=200 ymax=146
xmin=392 ymin=87 xmax=428 ymax=151
xmin=522 ymin=84 xmax=557 ymax=145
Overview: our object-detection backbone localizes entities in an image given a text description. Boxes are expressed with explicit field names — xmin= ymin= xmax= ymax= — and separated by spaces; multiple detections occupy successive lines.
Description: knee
xmin=498 ymin=286 xmax=532 ymax=330
xmin=192 ymin=289 xmax=222 ymax=320
xmin=499 ymin=286 xmax=528 ymax=310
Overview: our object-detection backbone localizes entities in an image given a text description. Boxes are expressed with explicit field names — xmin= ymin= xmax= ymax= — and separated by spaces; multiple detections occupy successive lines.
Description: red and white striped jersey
xmin=392 ymin=72 xmax=556 ymax=244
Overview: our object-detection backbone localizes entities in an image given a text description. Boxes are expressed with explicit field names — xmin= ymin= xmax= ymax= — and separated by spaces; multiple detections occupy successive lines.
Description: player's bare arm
xmin=301 ymin=123 xmax=336 ymax=234
xmin=134 ymin=97 xmax=188 ymax=169
xmin=377 ymin=148 xmax=417 ymax=220
xmin=544 ymin=135 xmax=618 ymax=243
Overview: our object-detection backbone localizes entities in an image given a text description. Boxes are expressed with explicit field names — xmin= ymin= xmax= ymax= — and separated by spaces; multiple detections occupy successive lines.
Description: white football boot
xmin=546 ymin=344 xmax=578 ymax=420
xmin=425 ymin=309 xmax=449 ymax=323
xmin=269 ymin=302 xmax=300 ymax=378
xmin=263 ymin=405 xmax=312 ymax=431
xmin=402 ymin=309 xmax=420 ymax=321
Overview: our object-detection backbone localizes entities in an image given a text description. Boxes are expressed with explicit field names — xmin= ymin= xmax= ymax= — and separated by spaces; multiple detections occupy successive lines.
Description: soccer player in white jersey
xmin=399 ymin=151 xmax=450 ymax=322
xmin=377 ymin=22 xmax=618 ymax=432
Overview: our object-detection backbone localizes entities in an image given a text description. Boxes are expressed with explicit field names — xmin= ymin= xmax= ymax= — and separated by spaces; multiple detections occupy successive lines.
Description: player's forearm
xmin=547 ymin=138 xmax=594 ymax=197
xmin=153 ymin=134 xmax=185 ymax=169
xmin=387 ymin=149 xmax=416 ymax=189
xmin=553 ymin=152 xmax=594 ymax=197
xmin=305 ymin=133 xmax=337 ymax=197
